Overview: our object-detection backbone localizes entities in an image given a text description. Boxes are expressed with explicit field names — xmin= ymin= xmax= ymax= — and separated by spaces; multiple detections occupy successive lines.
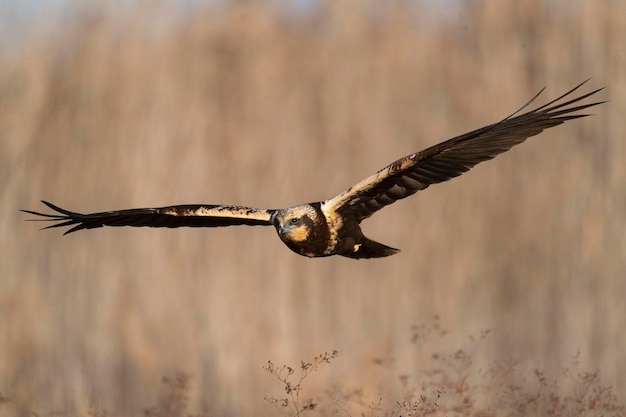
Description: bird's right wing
xmin=22 ymin=200 xmax=275 ymax=235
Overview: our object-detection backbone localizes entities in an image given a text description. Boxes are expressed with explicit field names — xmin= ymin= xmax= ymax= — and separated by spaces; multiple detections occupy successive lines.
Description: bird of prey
xmin=23 ymin=81 xmax=604 ymax=259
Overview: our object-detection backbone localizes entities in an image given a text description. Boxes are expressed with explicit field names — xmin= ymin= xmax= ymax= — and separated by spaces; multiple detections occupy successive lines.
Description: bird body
xmin=23 ymin=81 xmax=605 ymax=259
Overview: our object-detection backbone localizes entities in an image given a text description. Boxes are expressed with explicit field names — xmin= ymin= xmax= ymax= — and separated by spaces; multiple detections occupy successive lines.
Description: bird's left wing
xmin=22 ymin=200 xmax=275 ymax=235
xmin=322 ymin=80 xmax=604 ymax=222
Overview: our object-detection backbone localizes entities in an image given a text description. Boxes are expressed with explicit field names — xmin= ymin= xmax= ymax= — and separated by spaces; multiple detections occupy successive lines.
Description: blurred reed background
xmin=1 ymin=0 xmax=624 ymax=415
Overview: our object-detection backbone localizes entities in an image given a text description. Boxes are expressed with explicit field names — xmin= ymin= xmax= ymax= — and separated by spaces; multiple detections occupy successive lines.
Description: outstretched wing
xmin=322 ymin=80 xmax=605 ymax=222
xmin=22 ymin=200 xmax=275 ymax=235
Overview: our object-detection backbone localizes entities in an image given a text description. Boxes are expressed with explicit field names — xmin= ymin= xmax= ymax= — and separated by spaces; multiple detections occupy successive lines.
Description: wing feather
xmin=22 ymin=200 xmax=274 ymax=235
xmin=323 ymin=80 xmax=605 ymax=222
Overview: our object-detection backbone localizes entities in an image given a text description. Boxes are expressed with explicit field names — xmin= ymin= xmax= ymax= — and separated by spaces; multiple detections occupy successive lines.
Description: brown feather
xmin=323 ymin=80 xmax=605 ymax=223
xmin=22 ymin=81 xmax=605 ymax=259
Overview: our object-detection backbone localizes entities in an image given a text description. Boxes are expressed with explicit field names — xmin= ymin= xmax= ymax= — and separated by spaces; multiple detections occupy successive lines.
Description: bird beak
xmin=277 ymin=223 xmax=292 ymax=235
xmin=270 ymin=212 xmax=286 ymax=234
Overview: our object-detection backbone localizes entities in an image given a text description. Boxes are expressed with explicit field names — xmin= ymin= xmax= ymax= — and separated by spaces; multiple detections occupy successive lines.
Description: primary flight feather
xmin=23 ymin=80 xmax=605 ymax=259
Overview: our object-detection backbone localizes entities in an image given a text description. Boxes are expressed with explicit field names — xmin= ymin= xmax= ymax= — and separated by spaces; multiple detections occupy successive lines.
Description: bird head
xmin=270 ymin=205 xmax=318 ymax=243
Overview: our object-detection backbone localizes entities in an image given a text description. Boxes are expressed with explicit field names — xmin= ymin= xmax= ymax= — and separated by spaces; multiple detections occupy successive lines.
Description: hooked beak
xmin=270 ymin=212 xmax=292 ymax=235
xmin=270 ymin=212 xmax=285 ymax=234
xmin=277 ymin=223 xmax=293 ymax=235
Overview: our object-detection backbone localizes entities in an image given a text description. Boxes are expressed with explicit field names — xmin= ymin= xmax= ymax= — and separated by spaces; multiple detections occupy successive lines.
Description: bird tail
xmin=342 ymin=237 xmax=400 ymax=259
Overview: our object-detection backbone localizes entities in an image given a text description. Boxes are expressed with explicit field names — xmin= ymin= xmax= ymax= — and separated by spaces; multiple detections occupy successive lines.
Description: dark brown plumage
xmin=23 ymin=80 xmax=604 ymax=259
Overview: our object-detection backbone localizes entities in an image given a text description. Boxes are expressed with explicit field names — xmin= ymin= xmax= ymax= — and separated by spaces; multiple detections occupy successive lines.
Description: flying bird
xmin=23 ymin=81 xmax=604 ymax=259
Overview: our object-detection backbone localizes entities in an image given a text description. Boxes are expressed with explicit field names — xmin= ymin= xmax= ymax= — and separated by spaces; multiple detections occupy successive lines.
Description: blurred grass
xmin=1 ymin=1 xmax=625 ymax=416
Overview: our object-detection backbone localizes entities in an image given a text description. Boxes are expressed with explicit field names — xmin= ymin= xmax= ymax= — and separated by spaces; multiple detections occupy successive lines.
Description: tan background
xmin=1 ymin=1 xmax=625 ymax=415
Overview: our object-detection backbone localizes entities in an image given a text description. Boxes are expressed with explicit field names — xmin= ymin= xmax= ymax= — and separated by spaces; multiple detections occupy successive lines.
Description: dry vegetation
xmin=1 ymin=1 xmax=625 ymax=416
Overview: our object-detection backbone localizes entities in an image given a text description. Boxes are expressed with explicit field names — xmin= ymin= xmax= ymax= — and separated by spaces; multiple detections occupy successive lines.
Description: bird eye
xmin=290 ymin=218 xmax=299 ymax=225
